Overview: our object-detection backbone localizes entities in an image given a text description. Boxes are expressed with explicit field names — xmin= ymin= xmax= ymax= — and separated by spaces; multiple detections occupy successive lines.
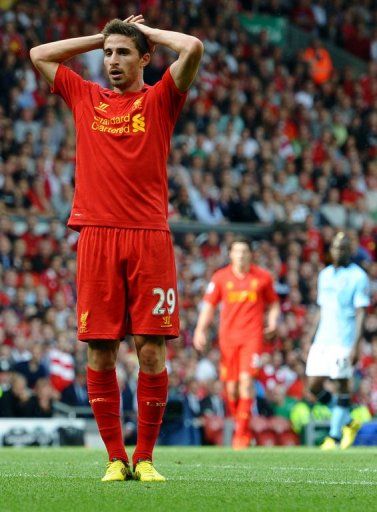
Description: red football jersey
xmin=52 ymin=64 xmax=187 ymax=231
xmin=203 ymin=264 xmax=278 ymax=346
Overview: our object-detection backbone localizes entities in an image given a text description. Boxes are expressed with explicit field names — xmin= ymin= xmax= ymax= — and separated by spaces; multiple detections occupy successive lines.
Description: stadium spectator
xmin=302 ymin=39 xmax=333 ymax=85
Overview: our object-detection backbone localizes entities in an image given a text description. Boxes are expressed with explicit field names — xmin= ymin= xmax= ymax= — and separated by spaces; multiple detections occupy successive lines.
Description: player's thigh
xmin=76 ymin=227 xmax=126 ymax=340
xmin=305 ymin=344 xmax=331 ymax=378
xmin=239 ymin=343 xmax=261 ymax=379
xmin=219 ymin=343 xmax=239 ymax=382
xmin=125 ymin=230 xmax=179 ymax=339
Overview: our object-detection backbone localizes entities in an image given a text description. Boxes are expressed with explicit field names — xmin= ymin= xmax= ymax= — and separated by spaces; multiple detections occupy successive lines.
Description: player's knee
xmin=226 ymin=381 xmax=239 ymax=401
xmin=87 ymin=340 xmax=118 ymax=371
xmin=309 ymin=386 xmax=332 ymax=405
xmin=336 ymin=393 xmax=351 ymax=407
xmin=238 ymin=373 xmax=252 ymax=393
xmin=139 ymin=343 xmax=164 ymax=373
xmin=226 ymin=387 xmax=238 ymax=402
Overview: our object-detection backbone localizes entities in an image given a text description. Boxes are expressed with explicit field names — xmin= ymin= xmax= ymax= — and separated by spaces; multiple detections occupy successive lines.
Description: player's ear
xmin=140 ymin=52 xmax=151 ymax=68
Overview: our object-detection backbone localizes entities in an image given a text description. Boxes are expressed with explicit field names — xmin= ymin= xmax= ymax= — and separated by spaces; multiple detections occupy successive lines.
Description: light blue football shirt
xmin=314 ymin=263 xmax=370 ymax=348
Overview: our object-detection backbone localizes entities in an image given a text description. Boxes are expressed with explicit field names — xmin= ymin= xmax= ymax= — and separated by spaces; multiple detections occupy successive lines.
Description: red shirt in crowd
xmin=52 ymin=64 xmax=187 ymax=231
xmin=203 ymin=264 xmax=278 ymax=348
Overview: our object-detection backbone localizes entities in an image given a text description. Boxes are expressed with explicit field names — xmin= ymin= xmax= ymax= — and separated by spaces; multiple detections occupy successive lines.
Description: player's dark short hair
xmin=102 ymin=19 xmax=150 ymax=56
xmin=229 ymin=236 xmax=252 ymax=251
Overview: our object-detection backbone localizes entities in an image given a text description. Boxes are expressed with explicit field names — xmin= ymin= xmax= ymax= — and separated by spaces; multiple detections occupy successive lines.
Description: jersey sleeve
xmin=203 ymin=272 xmax=223 ymax=307
xmin=262 ymin=272 xmax=278 ymax=305
xmin=353 ymin=271 xmax=371 ymax=308
xmin=51 ymin=64 xmax=88 ymax=111
xmin=153 ymin=67 xmax=187 ymax=125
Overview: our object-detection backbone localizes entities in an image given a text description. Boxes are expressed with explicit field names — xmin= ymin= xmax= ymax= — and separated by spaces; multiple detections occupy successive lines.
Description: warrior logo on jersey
xmin=94 ymin=102 xmax=110 ymax=113
xmin=161 ymin=315 xmax=172 ymax=328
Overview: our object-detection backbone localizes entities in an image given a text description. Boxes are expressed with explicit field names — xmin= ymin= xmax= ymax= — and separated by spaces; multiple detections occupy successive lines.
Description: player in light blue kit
xmin=306 ymin=232 xmax=370 ymax=450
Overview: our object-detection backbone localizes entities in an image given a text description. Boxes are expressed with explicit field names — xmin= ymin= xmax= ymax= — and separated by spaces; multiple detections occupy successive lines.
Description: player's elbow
xmin=187 ymin=38 xmax=204 ymax=59
xmin=30 ymin=46 xmax=43 ymax=65
xmin=30 ymin=45 xmax=51 ymax=66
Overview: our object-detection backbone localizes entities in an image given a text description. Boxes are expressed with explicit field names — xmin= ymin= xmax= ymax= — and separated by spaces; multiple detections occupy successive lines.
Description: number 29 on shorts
xmin=152 ymin=287 xmax=176 ymax=315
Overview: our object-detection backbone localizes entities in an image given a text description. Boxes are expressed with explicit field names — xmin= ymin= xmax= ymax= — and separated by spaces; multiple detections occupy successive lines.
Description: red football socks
xmin=133 ymin=368 xmax=168 ymax=466
xmin=234 ymin=398 xmax=252 ymax=438
xmin=87 ymin=366 xmax=128 ymax=463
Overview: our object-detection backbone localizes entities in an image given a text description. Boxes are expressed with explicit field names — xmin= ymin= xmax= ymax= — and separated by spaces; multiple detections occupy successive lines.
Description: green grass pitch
xmin=1 ymin=447 xmax=377 ymax=512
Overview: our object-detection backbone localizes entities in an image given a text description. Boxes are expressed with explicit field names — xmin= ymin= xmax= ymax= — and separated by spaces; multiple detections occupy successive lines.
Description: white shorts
xmin=305 ymin=344 xmax=353 ymax=379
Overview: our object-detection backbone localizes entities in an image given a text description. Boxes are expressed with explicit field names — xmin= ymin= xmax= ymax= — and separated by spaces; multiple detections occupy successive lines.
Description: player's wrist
xmin=143 ymin=27 xmax=160 ymax=46
xmin=93 ymin=33 xmax=105 ymax=49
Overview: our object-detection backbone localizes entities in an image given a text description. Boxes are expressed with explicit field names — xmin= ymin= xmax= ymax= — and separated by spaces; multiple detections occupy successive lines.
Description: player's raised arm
xmin=193 ymin=302 xmax=215 ymax=352
xmin=126 ymin=16 xmax=204 ymax=91
xmin=30 ymin=34 xmax=105 ymax=85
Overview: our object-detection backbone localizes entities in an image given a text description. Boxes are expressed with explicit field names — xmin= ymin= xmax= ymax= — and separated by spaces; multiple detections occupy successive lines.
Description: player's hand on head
xmin=124 ymin=14 xmax=145 ymax=24
xmin=123 ymin=15 xmax=156 ymax=52
xmin=193 ymin=329 xmax=207 ymax=352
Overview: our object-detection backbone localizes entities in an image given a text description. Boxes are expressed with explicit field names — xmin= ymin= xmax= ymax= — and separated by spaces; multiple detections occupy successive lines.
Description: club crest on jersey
xmin=79 ymin=311 xmax=89 ymax=334
xmin=131 ymin=97 xmax=143 ymax=111
xmin=94 ymin=102 xmax=110 ymax=113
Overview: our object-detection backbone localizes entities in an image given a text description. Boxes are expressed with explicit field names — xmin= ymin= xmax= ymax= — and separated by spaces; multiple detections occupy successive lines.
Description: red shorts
xmin=219 ymin=341 xmax=262 ymax=382
xmin=76 ymin=227 xmax=179 ymax=341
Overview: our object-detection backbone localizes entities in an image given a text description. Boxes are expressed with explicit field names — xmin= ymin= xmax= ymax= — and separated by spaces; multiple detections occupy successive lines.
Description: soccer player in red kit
xmin=30 ymin=15 xmax=203 ymax=481
xmin=193 ymin=237 xmax=280 ymax=449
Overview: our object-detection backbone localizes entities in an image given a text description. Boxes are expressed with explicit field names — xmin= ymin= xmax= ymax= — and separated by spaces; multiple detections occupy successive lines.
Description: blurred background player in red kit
xmin=30 ymin=15 xmax=203 ymax=482
xmin=193 ymin=237 xmax=280 ymax=449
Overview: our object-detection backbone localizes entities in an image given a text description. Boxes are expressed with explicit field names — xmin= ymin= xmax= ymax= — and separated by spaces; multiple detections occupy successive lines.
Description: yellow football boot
xmin=134 ymin=460 xmax=166 ymax=482
xmin=320 ymin=436 xmax=338 ymax=450
xmin=340 ymin=420 xmax=361 ymax=450
xmin=101 ymin=459 xmax=132 ymax=482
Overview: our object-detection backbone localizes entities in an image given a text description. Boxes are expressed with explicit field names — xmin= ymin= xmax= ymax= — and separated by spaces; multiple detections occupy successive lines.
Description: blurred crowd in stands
xmin=252 ymin=0 xmax=377 ymax=62
xmin=1 ymin=0 xmax=377 ymax=444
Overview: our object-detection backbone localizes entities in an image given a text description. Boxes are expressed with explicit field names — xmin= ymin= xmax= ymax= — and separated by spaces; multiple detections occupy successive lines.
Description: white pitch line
xmin=1 ymin=473 xmax=376 ymax=486
xmin=271 ymin=466 xmax=377 ymax=473
xmin=171 ymin=476 xmax=376 ymax=486
xmin=168 ymin=463 xmax=377 ymax=473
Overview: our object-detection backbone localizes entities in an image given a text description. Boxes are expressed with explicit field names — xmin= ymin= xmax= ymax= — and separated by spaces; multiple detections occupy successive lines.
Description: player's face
xmin=330 ymin=238 xmax=351 ymax=267
xmin=229 ymin=242 xmax=252 ymax=270
xmin=103 ymin=35 xmax=149 ymax=91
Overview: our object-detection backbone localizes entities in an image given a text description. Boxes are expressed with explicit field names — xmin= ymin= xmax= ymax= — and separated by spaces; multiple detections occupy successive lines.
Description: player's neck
xmin=113 ymin=76 xmax=145 ymax=95
xmin=333 ymin=260 xmax=350 ymax=269
xmin=231 ymin=264 xmax=250 ymax=278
